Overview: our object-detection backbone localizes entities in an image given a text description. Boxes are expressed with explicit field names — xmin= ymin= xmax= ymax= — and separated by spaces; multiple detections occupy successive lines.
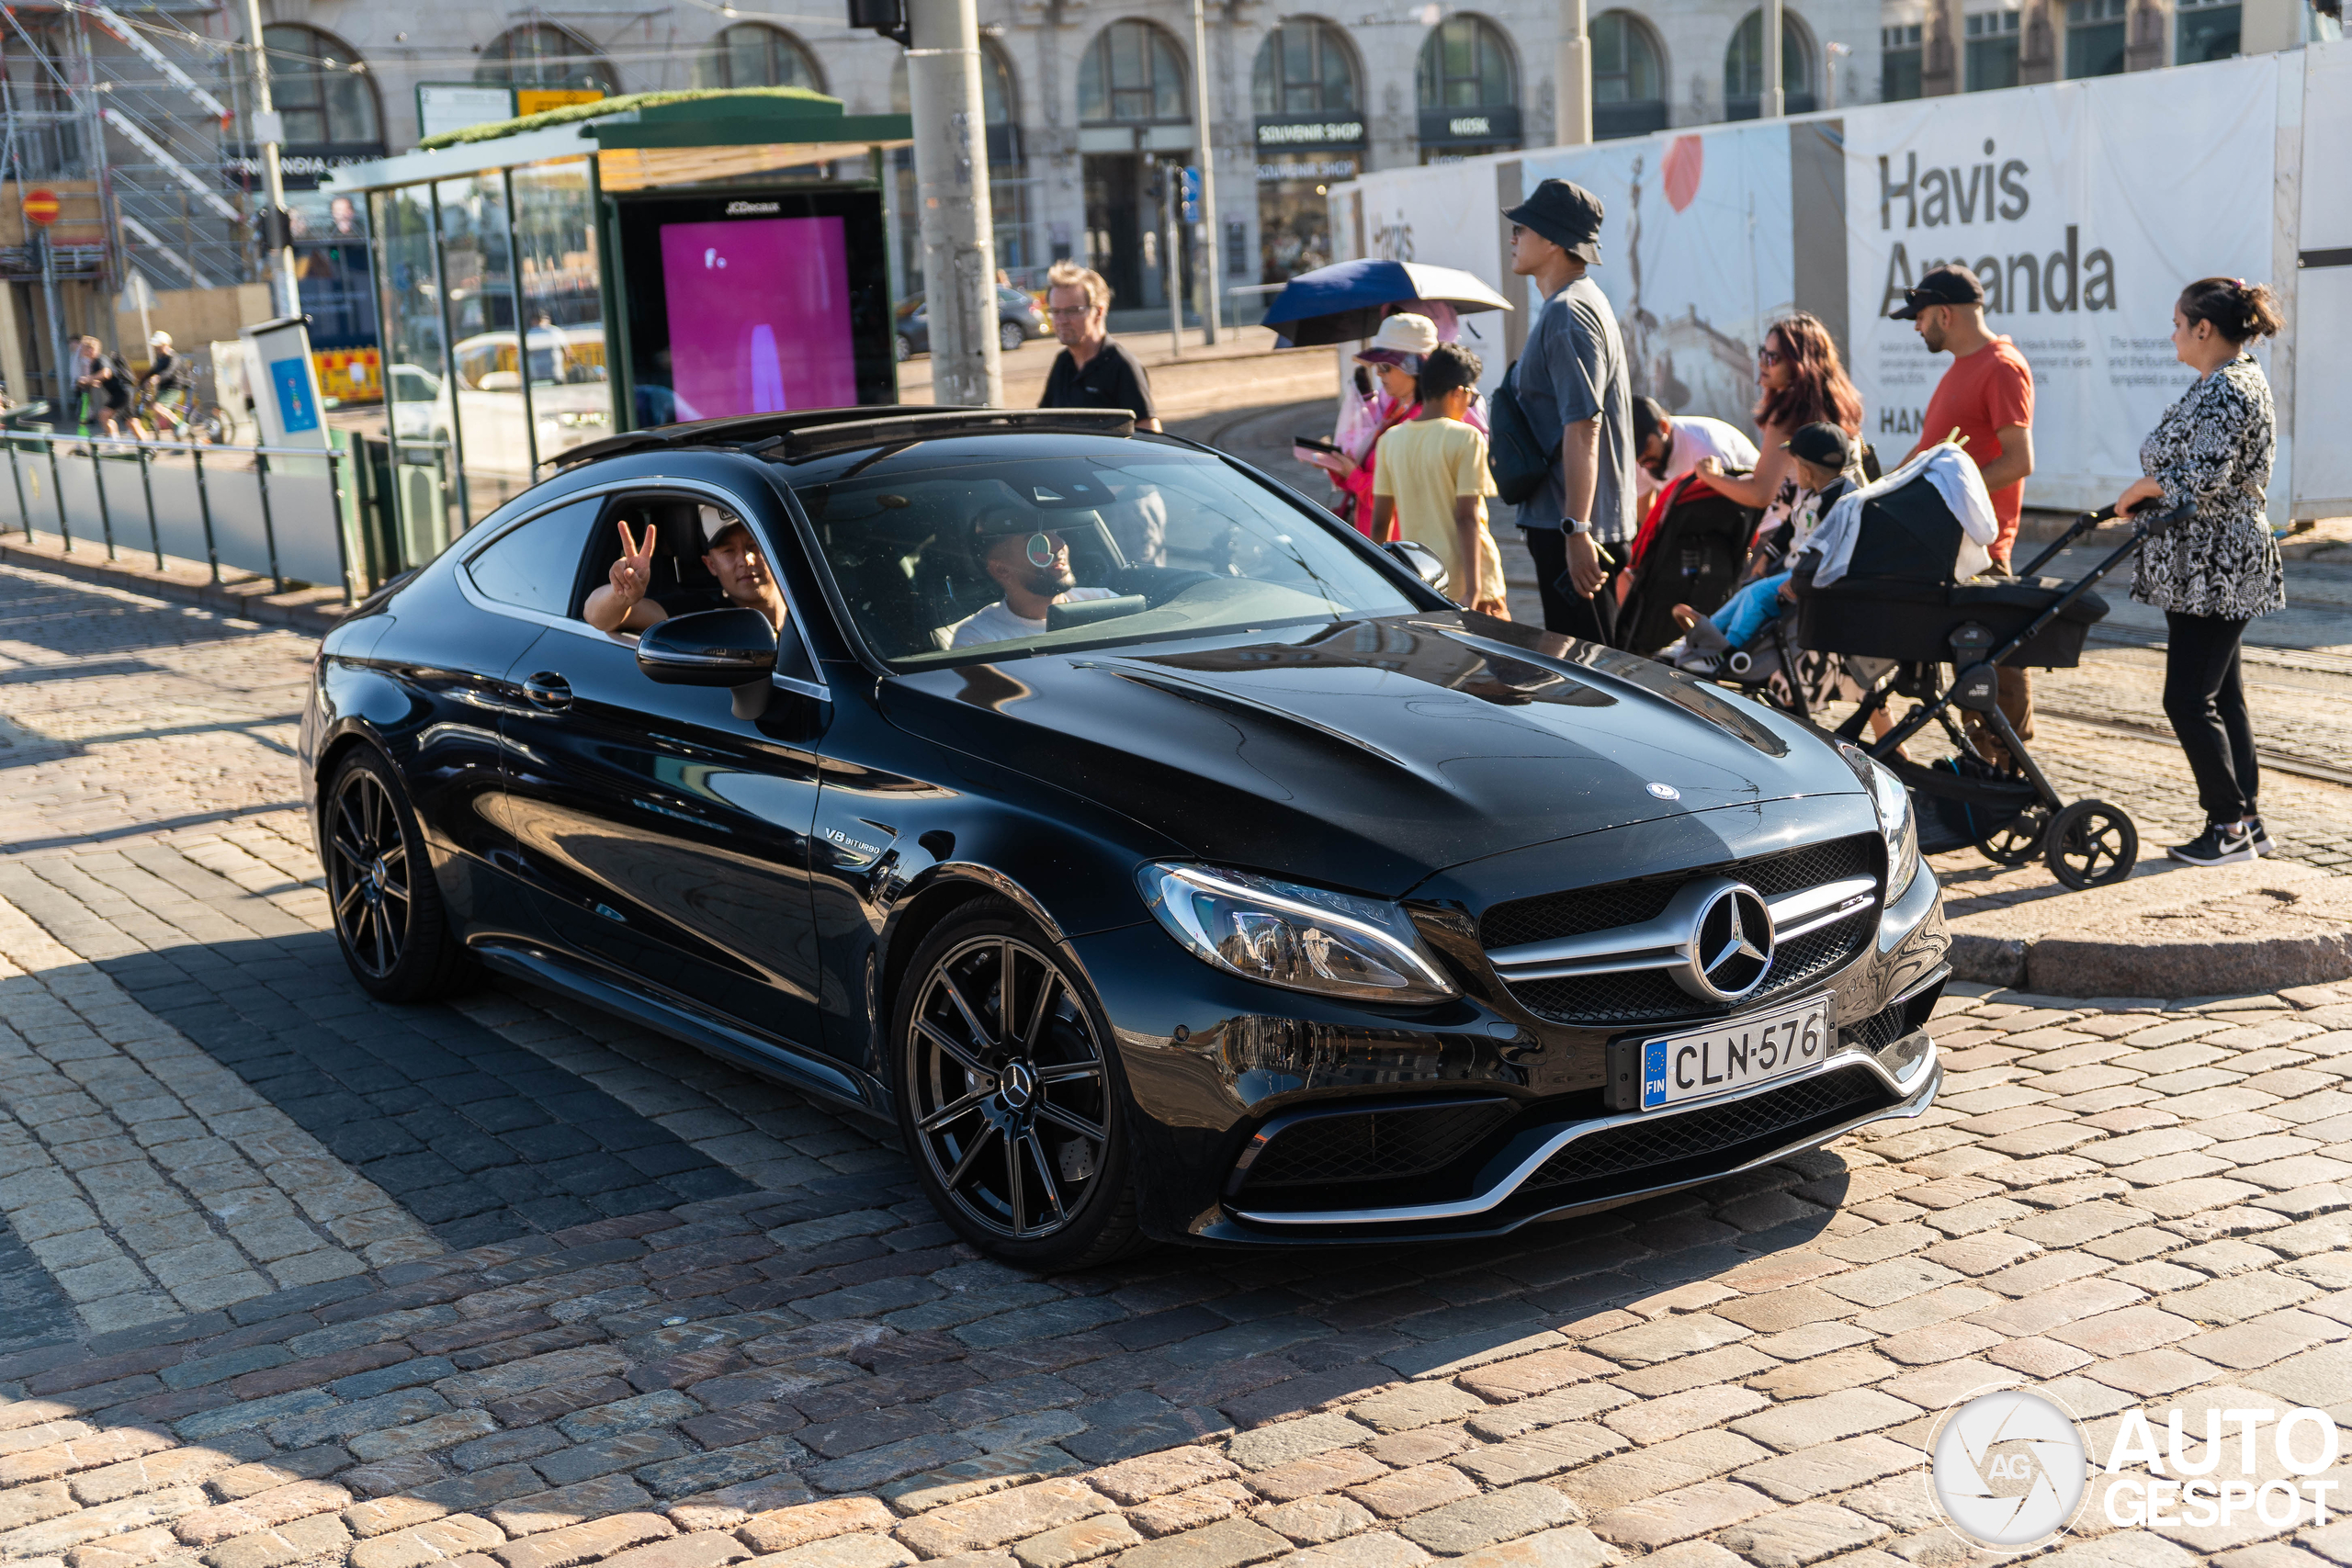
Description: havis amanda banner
xmin=1842 ymin=56 xmax=2279 ymax=513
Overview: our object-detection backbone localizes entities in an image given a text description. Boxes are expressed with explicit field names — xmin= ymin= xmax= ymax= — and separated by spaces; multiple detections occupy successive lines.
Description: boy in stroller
xmin=1659 ymin=422 xmax=1860 ymax=676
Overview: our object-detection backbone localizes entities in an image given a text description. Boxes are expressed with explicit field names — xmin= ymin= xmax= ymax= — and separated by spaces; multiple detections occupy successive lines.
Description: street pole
xmin=1163 ymin=164 xmax=1182 ymax=356
xmin=1555 ymin=0 xmax=1592 ymax=144
xmin=1761 ymin=0 xmax=1786 ymax=117
xmin=241 ymin=0 xmax=299 ymax=316
xmin=1187 ymin=0 xmax=1220 ymax=344
xmin=905 ymin=0 xmax=1002 ymax=408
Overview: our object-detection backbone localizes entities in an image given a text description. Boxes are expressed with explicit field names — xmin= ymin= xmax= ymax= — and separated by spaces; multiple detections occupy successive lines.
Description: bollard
xmin=326 ymin=447 xmax=355 ymax=605
xmin=46 ymin=435 xmax=69 ymax=551
xmin=137 ymin=441 xmax=162 ymax=570
xmin=254 ymin=449 xmax=285 ymax=595
xmin=192 ymin=443 xmax=220 ymax=583
xmin=91 ymin=438 xmax=119 ymax=562
xmin=6 ymin=437 xmax=27 ymax=541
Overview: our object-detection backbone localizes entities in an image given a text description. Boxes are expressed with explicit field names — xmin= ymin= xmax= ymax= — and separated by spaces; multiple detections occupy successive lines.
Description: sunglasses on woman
xmin=1757 ymin=344 xmax=1784 ymax=366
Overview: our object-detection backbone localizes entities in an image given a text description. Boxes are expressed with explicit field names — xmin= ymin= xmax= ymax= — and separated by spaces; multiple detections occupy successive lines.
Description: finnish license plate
xmin=1640 ymin=998 xmax=1831 ymax=1111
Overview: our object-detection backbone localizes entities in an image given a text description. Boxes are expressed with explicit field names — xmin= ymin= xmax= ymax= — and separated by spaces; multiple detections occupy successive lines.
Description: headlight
xmin=1838 ymin=742 xmax=1920 ymax=902
xmin=556 ymin=410 xmax=608 ymax=428
xmin=1138 ymin=863 xmax=1459 ymax=1005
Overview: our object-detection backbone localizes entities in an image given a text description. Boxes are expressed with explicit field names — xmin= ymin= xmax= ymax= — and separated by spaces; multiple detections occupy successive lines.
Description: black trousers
xmin=1521 ymin=526 xmax=1622 ymax=646
xmin=2163 ymin=610 xmax=2258 ymax=824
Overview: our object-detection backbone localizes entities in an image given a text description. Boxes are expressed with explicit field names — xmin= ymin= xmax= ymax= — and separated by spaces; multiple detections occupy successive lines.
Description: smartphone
xmin=1293 ymin=434 xmax=1341 ymax=455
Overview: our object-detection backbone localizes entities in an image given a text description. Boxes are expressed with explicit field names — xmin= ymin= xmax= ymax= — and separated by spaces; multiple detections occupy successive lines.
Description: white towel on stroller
xmin=1808 ymin=443 xmax=1999 ymax=588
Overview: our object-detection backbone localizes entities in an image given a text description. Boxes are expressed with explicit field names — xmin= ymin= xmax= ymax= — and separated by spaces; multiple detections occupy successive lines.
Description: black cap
xmin=1503 ymin=178 xmax=1604 ymax=265
xmin=1785 ymin=422 xmax=1854 ymax=472
xmin=1889 ymin=264 xmax=1986 ymax=321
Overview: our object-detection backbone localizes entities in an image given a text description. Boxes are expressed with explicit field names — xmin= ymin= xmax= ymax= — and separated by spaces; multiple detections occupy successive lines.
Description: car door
xmin=494 ymin=483 xmax=831 ymax=1063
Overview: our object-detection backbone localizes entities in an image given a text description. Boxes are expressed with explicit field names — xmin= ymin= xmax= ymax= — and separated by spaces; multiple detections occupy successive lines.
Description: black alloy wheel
xmin=897 ymin=900 xmax=1141 ymax=1267
xmin=322 ymin=749 xmax=469 ymax=1002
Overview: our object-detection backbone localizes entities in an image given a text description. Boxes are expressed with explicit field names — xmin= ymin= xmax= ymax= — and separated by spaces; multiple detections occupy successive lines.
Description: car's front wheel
xmin=894 ymin=333 xmax=915 ymax=363
xmin=322 ymin=747 xmax=470 ymax=1002
xmin=999 ymin=320 xmax=1026 ymax=353
xmin=894 ymin=899 xmax=1143 ymax=1269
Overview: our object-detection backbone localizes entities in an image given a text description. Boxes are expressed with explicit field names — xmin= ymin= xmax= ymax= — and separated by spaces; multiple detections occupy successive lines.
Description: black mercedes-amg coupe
xmin=299 ymin=407 xmax=1949 ymax=1268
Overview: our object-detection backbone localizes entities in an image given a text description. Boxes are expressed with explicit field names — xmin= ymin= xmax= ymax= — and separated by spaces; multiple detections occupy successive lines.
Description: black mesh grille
xmin=1482 ymin=835 xmax=1879 ymax=1027
xmin=1244 ymin=1100 xmax=1513 ymax=1189
xmin=1524 ymin=1069 xmax=1891 ymax=1192
xmin=1844 ymin=998 xmax=1914 ymax=1054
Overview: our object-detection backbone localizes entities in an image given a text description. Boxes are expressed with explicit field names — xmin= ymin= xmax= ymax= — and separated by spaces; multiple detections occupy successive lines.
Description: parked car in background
xmin=895 ymin=288 xmax=1048 ymax=361
xmin=387 ymin=326 xmax=613 ymax=474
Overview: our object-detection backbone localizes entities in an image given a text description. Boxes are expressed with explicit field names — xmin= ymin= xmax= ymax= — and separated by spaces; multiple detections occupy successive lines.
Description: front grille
xmin=1481 ymin=835 xmax=1879 ymax=1026
xmin=1244 ymin=1100 xmax=1512 ymax=1189
xmin=1523 ymin=1068 xmax=1892 ymax=1192
xmin=1844 ymin=998 xmax=1914 ymax=1054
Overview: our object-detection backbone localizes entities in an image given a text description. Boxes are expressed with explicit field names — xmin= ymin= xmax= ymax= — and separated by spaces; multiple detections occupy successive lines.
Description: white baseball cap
xmin=148 ymin=330 xmax=172 ymax=347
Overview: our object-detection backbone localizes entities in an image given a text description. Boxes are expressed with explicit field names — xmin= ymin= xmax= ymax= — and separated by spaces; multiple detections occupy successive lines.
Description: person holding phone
xmin=2113 ymin=277 xmax=2286 ymax=866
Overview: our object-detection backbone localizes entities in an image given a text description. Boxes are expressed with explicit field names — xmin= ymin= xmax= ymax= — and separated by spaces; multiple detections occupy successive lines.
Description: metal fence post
xmin=255 ymin=448 xmax=284 ymax=594
xmin=91 ymin=438 xmax=119 ymax=562
xmin=192 ymin=443 xmax=220 ymax=583
xmin=6 ymin=437 xmax=28 ymax=541
xmin=327 ymin=446 xmax=355 ymax=605
xmin=46 ymin=436 xmax=70 ymax=551
xmin=137 ymin=441 xmax=163 ymax=570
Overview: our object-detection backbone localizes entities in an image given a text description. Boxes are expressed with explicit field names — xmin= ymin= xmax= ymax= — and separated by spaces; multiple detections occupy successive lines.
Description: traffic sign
xmin=22 ymin=189 xmax=59 ymax=227
xmin=1180 ymin=166 xmax=1201 ymax=225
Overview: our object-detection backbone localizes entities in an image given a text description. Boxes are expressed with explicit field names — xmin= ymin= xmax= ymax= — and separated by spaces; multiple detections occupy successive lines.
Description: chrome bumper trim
xmin=1229 ymin=1031 xmax=1939 ymax=1228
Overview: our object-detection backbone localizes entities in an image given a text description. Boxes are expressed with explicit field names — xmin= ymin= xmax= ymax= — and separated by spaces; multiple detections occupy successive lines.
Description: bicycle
xmin=137 ymin=383 xmax=236 ymax=446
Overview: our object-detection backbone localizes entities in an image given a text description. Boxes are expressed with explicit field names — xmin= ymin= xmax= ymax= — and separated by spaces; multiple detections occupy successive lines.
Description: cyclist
xmin=141 ymin=331 xmax=195 ymax=440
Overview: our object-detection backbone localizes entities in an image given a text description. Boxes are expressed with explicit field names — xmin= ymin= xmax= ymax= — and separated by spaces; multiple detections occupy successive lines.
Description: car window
xmin=796 ymin=449 xmax=1419 ymax=668
xmin=466 ymin=497 xmax=602 ymax=616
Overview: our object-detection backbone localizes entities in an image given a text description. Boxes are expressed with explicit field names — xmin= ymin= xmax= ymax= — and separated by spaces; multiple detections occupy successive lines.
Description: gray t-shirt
xmin=1513 ymin=276 xmax=1638 ymax=543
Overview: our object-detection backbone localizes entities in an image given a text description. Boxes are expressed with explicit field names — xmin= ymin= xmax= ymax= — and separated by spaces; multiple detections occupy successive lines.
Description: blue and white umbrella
xmin=1260 ymin=259 xmax=1513 ymax=347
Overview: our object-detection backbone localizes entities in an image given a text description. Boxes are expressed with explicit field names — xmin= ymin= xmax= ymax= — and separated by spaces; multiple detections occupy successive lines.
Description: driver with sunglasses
xmin=949 ymin=507 xmax=1122 ymax=649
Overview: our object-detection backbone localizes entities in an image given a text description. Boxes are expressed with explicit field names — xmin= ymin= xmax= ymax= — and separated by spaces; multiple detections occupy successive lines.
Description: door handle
xmin=522 ymin=672 xmax=572 ymax=710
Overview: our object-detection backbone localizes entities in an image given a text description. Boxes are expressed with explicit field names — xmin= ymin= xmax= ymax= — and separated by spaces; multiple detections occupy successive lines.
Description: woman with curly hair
xmin=2113 ymin=276 xmax=2287 ymax=866
xmin=1694 ymin=311 xmax=1865 ymax=547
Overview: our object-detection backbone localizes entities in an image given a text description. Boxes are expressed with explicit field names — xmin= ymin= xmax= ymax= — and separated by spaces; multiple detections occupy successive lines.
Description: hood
xmin=880 ymin=614 xmax=1864 ymax=897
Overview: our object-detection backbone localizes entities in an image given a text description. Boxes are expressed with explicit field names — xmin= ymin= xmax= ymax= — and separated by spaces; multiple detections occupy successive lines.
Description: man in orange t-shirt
xmin=1894 ymin=263 xmax=2038 ymax=759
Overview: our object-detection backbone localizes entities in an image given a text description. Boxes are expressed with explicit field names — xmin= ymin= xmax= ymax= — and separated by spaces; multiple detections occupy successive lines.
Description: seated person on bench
xmin=947 ymin=506 xmax=1120 ymax=649
xmin=1663 ymin=423 xmax=1859 ymax=673
xmin=583 ymin=505 xmax=786 ymax=635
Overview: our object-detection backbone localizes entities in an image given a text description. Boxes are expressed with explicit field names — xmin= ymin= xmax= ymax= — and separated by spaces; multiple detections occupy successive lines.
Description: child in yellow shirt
xmin=1370 ymin=343 xmax=1509 ymax=618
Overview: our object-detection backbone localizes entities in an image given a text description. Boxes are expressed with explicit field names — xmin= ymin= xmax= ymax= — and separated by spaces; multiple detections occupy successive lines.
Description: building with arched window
xmin=1591 ymin=13 xmax=1669 ymax=137
xmin=697 ymin=25 xmax=825 ymax=92
xmin=1254 ymin=18 xmax=1363 ymax=283
xmin=1724 ymin=10 xmax=1821 ymax=114
xmin=887 ymin=39 xmax=1032 ymax=298
xmin=1416 ymin=16 xmax=1521 ymax=161
xmin=1075 ymin=19 xmax=1193 ymax=310
xmin=475 ymin=23 xmax=616 ymax=96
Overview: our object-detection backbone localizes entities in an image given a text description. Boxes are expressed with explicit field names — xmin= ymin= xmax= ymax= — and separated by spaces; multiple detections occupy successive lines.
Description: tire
xmin=1974 ymin=803 xmax=2048 ymax=867
xmin=893 ymin=897 xmax=1146 ymax=1269
xmin=999 ymin=320 xmax=1026 ymax=353
xmin=322 ymin=747 xmax=471 ymax=1001
xmin=895 ymin=333 xmax=915 ymax=363
xmin=2045 ymin=798 xmax=2138 ymax=891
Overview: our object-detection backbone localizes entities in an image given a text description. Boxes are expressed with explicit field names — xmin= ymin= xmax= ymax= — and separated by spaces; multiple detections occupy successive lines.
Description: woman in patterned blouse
xmin=2111 ymin=276 xmax=2287 ymax=867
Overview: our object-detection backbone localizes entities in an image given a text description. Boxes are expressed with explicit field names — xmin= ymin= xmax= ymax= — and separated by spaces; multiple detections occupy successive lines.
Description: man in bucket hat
xmin=1503 ymin=178 xmax=1637 ymax=644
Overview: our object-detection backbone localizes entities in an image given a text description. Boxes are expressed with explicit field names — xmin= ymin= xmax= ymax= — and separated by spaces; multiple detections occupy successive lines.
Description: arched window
xmin=476 ymin=23 xmax=617 ymax=95
xmin=1415 ymin=16 xmax=1514 ymax=109
xmin=1079 ymin=20 xmax=1188 ymax=124
xmin=1724 ymin=11 xmax=1815 ymax=115
xmin=1591 ymin=12 xmax=1666 ymax=137
xmin=1254 ymin=18 xmax=1360 ymax=116
xmin=263 ymin=24 xmax=381 ymax=147
xmin=698 ymin=24 xmax=823 ymax=91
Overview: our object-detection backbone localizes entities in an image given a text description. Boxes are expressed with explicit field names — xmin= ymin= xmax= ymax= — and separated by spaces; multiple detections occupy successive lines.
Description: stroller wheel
xmin=1976 ymin=804 xmax=2050 ymax=867
xmin=2045 ymin=799 xmax=2138 ymax=891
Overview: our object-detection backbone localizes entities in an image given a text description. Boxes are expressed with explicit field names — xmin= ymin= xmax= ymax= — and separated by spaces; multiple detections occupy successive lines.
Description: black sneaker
xmin=2168 ymin=821 xmax=2256 ymax=866
xmin=2245 ymin=816 xmax=2273 ymax=855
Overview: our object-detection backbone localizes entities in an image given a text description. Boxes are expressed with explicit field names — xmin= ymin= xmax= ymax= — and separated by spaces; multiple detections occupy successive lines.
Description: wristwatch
xmin=1566 ymin=517 xmax=1592 ymax=536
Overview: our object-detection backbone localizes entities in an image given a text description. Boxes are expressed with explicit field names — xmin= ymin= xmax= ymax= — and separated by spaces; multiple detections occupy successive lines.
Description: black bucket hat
xmin=1503 ymin=178 xmax=1604 ymax=265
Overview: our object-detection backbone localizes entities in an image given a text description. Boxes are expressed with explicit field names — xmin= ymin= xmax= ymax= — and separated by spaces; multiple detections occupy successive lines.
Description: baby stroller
xmin=1799 ymin=452 xmax=2148 ymax=891
xmin=1616 ymin=472 xmax=1757 ymax=655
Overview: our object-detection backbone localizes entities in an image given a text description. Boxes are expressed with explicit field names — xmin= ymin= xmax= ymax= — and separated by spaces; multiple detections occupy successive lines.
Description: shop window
xmin=698 ymin=24 xmax=823 ymax=92
xmin=262 ymin=25 xmax=381 ymax=148
xmin=1724 ymin=10 xmax=1816 ymax=117
xmin=2065 ymin=0 xmax=2129 ymax=74
xmin=1590 ymin=12 xmax=1665 ymax=138
xmin=1079 ymin=20 xmax=1188 ymax=124
xmin=2176 ymin=0 xmax=2241 ymax=61
xmin=476 ymin=23 xmax=616 ymax=94
xmin=1964 ymin=9 xmax=2020 ymax=89
xmin=1255 ymin=18 xmax=1360 ymax=115
xmin=1881 ymin=23 xmax=1924 ymax=97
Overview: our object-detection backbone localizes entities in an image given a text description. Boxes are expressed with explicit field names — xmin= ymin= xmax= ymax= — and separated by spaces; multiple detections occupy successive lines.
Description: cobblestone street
xmin=0 ymin=543 xmax=2348 ymax=1568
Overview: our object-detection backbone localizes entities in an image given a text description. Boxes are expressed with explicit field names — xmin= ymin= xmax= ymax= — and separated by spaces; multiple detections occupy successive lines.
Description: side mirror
xmin=1386 ymin=538 xmax=1451 ymax=594
xmin=637 ymin=607 xmax=777 ymax=686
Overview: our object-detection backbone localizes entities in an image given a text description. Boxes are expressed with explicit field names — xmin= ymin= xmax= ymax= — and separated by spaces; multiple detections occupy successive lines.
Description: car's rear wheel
xmin=895 ymin=899 xmax=1144 ymax=1269
xmin=322 ymin=747 xmax=470 ymax=1002
xmin=999 ymin=321 xmax=1026 ymax=353
xmin=895 ymin=333 xmax=915 ymax=363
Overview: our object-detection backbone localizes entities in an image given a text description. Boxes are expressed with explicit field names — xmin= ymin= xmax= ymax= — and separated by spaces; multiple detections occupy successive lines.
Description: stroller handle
xmin=2016 ymin=503 xmax=2120 ymax=578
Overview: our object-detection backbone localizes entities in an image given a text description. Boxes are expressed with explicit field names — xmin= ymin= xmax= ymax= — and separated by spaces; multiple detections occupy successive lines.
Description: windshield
xmin=795 ymin=448 xmax=1419 ymax=667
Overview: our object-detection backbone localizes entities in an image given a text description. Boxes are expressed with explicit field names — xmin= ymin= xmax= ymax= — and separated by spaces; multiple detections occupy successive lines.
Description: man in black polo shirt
xmin=1038 ymin=261 xmax=1159 ymax=432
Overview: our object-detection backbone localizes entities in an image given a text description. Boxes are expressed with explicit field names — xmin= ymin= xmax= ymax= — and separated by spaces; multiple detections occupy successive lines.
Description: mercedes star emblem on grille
xmin=1676 ymin=883 xmax=1775 ymax=1001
